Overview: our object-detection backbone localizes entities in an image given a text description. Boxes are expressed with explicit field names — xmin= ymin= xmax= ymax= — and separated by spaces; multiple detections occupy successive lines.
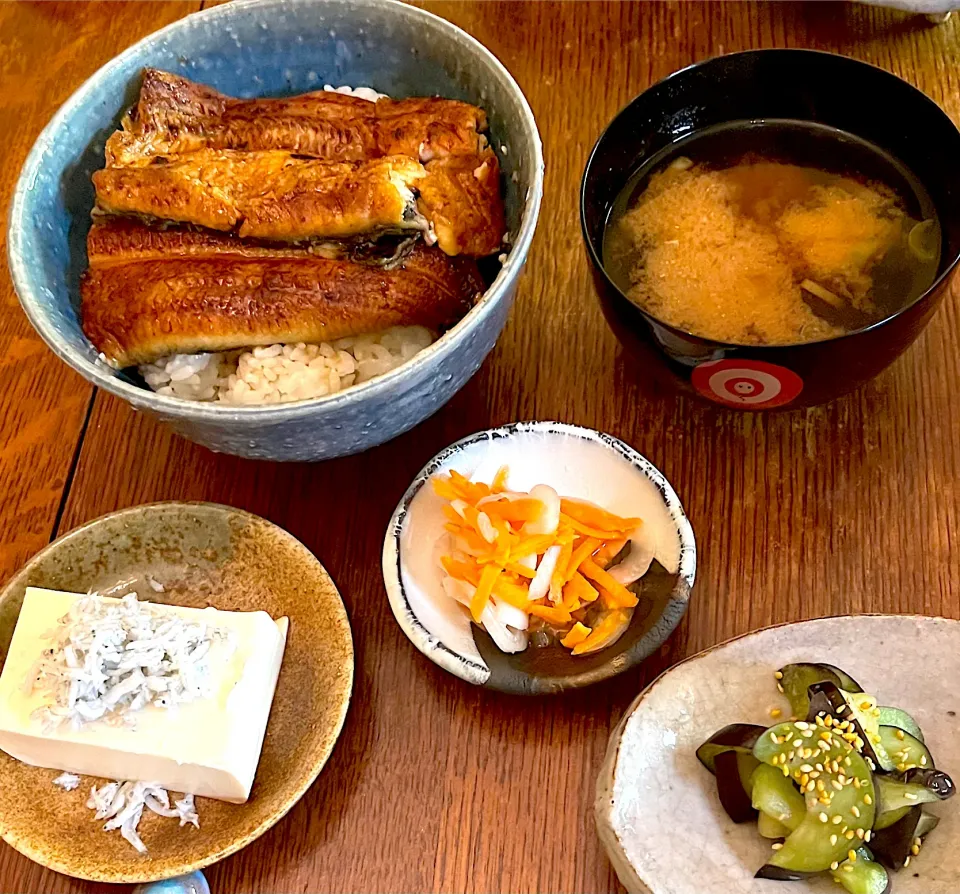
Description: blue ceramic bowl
xmin=8 ymin=0 xmax=543 ymax=461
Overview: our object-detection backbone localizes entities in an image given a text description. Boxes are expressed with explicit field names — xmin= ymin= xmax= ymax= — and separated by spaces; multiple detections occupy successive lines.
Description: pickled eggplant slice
xmin=830 ymin=847 xmax=890 ymax=894
xmin=869 ymin=806 xmax=924 ymax=870
xmin=758 ymin=811 xmax=791 ymax=839
xmin=874 ymin=805 xmax=912 ymax=831
xmin=877 ymin=707 xmax=924 ymax=742
xmin=901 ymin=768 xmax=955 ymax=800
xmin=751 ymin=763 xmax=805 ymax=831
xmin=754 ymin=722 xmax=877 ymax=875
xmin=875 ymin=777 xmax=942 ymax=811
xmin=806 ymin=682 xmax=891 ymax=772
xmin=879 ymin=726 xmax=934 ymax=773
xmin=696 ymin=723 xmax=766 ymax=774
xmin=715 ymin=750 xmax=759 ymax=823
xmin=778 ymin=663 xmax=863 ymax=716
xmin=915 ymin=811 xmax=940 ymax=837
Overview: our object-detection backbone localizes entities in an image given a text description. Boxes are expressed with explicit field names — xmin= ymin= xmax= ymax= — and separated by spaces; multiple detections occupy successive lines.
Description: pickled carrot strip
xmin=505 ymin=562 xmax=537 ymax=578
xmin=560 ymin=498 xmax=641 ymax=533
xmin=492 ymin=466 xmax=509 ymax=492
xmin=572 ymin=609 xmax=631 ymax=655
xmin=482 ymin=498 xmax=544 ymax=524
xmin=471 ymin=564 xmax=501 ymax=622
xmin=559 ymin=513 xmax=626 ymax=540
xmin=561 ymin=622 xmax=592 ymax=648
xmin=441 ymin=555 xmax=480 ymax=585
xmin=492 ymin=586 xmax=532 ymax=611
xmin=597 ymin=585 xmax=639 ymax=610
xmin=564 ymin=537 xmax=601 ymax=582
xmin=580 ymin=559 xmax=639 ymax=607
xmin=529 ymin=604 xmax=572 ymax=625
xmin=564 ymin=572 xmax=599 ymax=605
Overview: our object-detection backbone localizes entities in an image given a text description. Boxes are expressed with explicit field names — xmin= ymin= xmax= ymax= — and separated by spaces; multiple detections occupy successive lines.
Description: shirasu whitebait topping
xmin=52 ymin=772 xmax=80 ymax=791
xmin=25 ymin=592 xmax=235 ymax=731
xmin=84 ymin=780 xmax=199 ymax=853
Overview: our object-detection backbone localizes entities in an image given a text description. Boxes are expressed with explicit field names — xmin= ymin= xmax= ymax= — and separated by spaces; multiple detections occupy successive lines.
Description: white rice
xmin=141 ymin=326 xmax=434 ymax=405
xmin=322 ymin=84 xmax=386 ymax=102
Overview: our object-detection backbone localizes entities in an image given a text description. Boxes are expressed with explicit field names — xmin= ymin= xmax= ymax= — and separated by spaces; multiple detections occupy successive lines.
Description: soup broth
xmin=602 ymin=120 xmax=941 ymax=346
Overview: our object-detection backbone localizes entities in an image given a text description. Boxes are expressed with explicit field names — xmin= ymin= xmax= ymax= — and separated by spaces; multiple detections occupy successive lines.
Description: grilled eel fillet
xmin=105 ymin=69 xmax=488 ymax=166
xmin=81 ymin=218 xmax=485 ymax=368
xmin=94 ymin=152 xmax=428 ymax=241
xmin=99 ymin=69 xmax=506 ymax=256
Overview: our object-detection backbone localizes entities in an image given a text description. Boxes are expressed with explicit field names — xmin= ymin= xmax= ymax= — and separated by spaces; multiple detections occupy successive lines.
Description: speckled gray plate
xmin=596 ymin=615 xmax=960 ymax=894
xmin=383 ymin=422 xmax=696 ymax=694
xmin=0 ymin=503 xmax=353 ymax=883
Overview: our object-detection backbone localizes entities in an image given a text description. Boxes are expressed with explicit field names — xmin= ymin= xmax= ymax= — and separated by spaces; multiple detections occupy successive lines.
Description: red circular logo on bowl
xmin=691 ymin=359 xmax=803 ymax=409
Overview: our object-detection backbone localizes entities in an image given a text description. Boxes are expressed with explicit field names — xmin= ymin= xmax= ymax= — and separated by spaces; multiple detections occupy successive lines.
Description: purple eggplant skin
xmin=902 ymin=768 xmax=956 ymax=799
xmin=806 ymin=681 xmax=885 ymax=771
xmin=870 ymin=806 xmax=922 ymax=870
xmin=714 ymin=750 xmax=758 ymax=823
xmin=696 ymin=723 xmax=767 ymax=774
xmin=755 ymin=864 xmax=812 ymax=882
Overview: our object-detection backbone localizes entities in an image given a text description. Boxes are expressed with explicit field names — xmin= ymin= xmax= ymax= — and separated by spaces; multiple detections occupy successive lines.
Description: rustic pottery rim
xmin=594 ymin=612 xmax=958 ymax=894
xmin=0 ymin=501 xmax=354 ymax=883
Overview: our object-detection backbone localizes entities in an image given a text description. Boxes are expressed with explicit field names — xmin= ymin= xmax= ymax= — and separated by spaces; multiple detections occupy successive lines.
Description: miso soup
xmin=602 ymin=120 xmax=941 ymax=346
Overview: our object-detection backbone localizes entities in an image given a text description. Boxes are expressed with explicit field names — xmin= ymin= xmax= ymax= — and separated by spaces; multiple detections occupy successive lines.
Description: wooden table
xmin=1 ymin=2 xmax=958 ymax=891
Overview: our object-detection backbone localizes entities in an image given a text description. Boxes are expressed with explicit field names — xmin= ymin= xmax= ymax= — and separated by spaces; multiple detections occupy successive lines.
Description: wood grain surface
xmin=1 ymin=2 xmax=959 ymax=892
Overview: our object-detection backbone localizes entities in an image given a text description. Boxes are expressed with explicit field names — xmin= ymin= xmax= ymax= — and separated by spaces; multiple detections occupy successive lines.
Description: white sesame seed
xmin=771 ymin=842 xmax=783 ymax=850
xmin=830 ymin=861 xmax=839 ymax=870
xmin=911 ymin=844 xmax=920 ymax=855
xmin=905 ymin=792 xmax=919 ymax=800
xmin=830 ymin=836 xmax=838 ymax=847
xmin=851 ymin=806 xmax=860 ymax=817
xmin=904 ymin=856 xmax=912 ymax=868
xmin=774 ymin=671 xmax=783 ymax=679
xmin=820 ymin=813 xmax=829 ymax=823
xmin=832 ymin=815 xmax=843 ymax=825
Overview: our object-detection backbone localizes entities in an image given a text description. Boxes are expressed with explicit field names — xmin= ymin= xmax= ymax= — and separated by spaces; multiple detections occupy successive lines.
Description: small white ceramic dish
xmin=596 ymin=615 xmax=960 ymax=894
xmin=382 ymin=421 xmax=696 ymax=694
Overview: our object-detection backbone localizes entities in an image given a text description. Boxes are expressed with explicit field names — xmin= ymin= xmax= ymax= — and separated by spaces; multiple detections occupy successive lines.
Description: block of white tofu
xmin=0 ymin=587 xmax=288 ymax=803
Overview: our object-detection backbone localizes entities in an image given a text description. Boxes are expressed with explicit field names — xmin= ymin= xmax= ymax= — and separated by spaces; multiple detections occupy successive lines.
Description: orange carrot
xmin=505 ymin=562 xmax=537 ymax=579
xmin=564 ymin=572 xmax=599 ymax=605
xmin=560 ymin=498 xmax=641 ymax=533
xmin=561 ymin=622 xmax=592 ymax=648
xmin=529 ymin=604 xmax=572 ymax=625
xmin=597 ymin=585 xmax=639 ymax=610
xmin=580 ymin=559 xmax=639 ymax=607
xmin=565 ymin=537 xmax=601 ymax=581
xmin=559 ymin=513 xmax=627 ymax=541
xmin=572 ymin=609 xmax=631 ymax=655
xmin=492 ymin=466 xmax=509 ymax=492
xmin=482 ymin=498 xmax=544 ymax=525
xmin=471 ymin=564 xmax=501 ymax=622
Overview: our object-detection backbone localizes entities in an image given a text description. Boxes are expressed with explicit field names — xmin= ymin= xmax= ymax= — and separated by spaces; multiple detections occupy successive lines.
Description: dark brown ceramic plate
xmin=0 ymin=502 xmax=353 ymax=883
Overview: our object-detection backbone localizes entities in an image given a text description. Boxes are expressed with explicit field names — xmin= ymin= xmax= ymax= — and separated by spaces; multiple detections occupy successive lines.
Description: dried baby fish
xmin=26 ymin=592 xmax=235 ymax=731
